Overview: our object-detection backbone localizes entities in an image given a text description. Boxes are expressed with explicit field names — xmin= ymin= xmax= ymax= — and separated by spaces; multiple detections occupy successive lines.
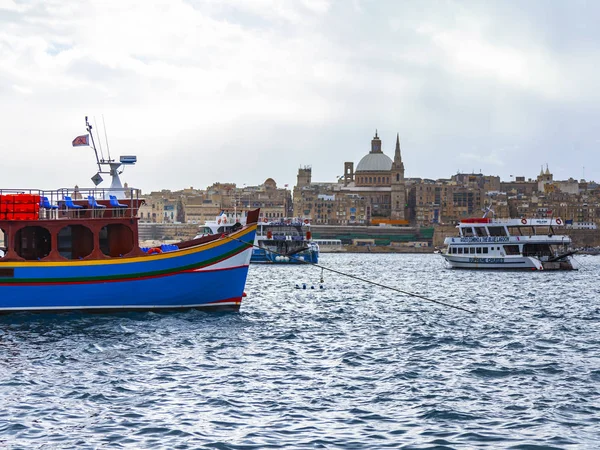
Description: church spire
xmin=391 ymin=132 xmax=405 ymax=181
xmin=394 ymin=133 xmax=402 ymax=164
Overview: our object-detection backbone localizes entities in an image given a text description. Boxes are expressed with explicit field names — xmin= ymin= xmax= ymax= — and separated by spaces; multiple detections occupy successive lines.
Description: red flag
xmin=72 ymin=134 xmax=89 ymax=147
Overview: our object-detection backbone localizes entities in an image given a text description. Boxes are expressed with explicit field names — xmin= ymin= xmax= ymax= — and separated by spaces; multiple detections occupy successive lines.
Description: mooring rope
xmin=225 ymin=234 xmax=475 ymax=314
xmin=571 ymin=254 xmax=592 ymax=271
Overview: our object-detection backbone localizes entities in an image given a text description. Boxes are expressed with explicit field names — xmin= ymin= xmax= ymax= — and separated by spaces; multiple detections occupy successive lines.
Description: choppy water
xmin=1 ymin=253 xmax=600 ymax=449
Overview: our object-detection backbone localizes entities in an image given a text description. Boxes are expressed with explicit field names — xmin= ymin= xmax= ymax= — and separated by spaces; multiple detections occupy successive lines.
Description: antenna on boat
xmin=482 ymin=202 xmax=495 ymax=218
xmin=93 ymin=117 xmax=105 ymax=161
xmin=84 ymin=116 xmax=137 ymax=199
xmin=102 ymin=115 xmax=112 ymax=162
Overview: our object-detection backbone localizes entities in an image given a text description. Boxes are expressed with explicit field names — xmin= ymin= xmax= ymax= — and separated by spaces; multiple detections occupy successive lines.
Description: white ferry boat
xmin=442 ymin=217 xmax=575 ymax=270
xmin=195 ymin=211 xmax=246 ymax=237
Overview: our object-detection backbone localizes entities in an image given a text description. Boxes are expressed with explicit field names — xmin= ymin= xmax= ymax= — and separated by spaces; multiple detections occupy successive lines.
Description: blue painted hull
xmin=0 ymin=226 xmax=256 ymax=313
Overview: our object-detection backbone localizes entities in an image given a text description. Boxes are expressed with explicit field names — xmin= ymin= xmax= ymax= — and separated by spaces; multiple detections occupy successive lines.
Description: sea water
xmin=1 ymin=253 xmax=599 ymax=449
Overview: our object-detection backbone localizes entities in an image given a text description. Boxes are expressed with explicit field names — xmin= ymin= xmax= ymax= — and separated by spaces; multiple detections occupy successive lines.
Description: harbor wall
xmin=311 ymin=224 xmax=434 ymax=247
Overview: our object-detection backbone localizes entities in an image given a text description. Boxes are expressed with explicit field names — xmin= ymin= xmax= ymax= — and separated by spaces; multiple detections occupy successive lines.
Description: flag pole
xmin=85 ymin=116 xmax=102 ymax=173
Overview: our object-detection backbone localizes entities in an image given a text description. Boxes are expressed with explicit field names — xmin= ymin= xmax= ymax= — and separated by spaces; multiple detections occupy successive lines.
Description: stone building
xmin=139 ymin=179 xmax=291 ymax=227
xmin=293 ymin=131 xmax=408 ymax=225
xmin=408 ymin=180 xmax=484 ymax=226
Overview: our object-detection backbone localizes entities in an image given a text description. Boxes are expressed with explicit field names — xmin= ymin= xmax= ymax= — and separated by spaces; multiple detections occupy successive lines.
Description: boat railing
xmin=0 ymin=187 xmax=142 ymax=220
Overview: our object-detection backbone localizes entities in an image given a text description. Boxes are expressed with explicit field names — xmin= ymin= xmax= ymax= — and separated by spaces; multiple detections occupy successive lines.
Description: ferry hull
xmin=442 ymin=255 xmax=543 ymax=270
xmin=0 ymin=226 xmax=256 ymax=314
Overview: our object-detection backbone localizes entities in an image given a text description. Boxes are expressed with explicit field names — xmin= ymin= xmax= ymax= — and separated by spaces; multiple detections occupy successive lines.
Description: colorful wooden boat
xmin=0 ymin=190 xmax=259 ymax=313
xmin=0 ymin=118 xmax=258 ymax=313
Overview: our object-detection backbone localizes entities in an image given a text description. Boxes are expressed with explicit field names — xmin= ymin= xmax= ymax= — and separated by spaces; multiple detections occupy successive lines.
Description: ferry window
xmin=457 ymin=247 xmax=463 ymax=254
xmin=462 ymin=227 xmax=474 ymax=237
xmin=15 ymin=226 xmax=51 ymax=260
xmin=58 ymin=225 xmax=94 ymax=260
xmin=100 ymin=224 xmax=134 ymax=257
xmin=488 ymin=226 xmax=507 ymax=236
xmin=504 ymin=245 xmax=520 ymax=255
xmin=476 ymin=247 xmax=482 ymax=254
xmin=483 ymin=248 xmax=489 ymax=254
xmin=469 ymin=247 xmax=475 ymax=254
xmin=473 ymin=227 xmax=486 ymax=237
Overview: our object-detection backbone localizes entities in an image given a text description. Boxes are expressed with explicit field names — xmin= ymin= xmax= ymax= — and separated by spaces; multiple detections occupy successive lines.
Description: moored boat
xmin=0 ymin=190 xmax=259 ymax=313
xmin=196 ymin=213 xmax=319 ymax=264
xmin=251 ymin=219 xmax=319 ymax=264
xmin=0 ymin=120 xmax=259 ymax=314
xmin=441 ymin=217 xmax=575 ymax=270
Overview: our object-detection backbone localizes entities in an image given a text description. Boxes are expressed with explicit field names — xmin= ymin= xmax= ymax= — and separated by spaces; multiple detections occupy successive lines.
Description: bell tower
xmin=344 ymin=162 xmax=354 ymax=186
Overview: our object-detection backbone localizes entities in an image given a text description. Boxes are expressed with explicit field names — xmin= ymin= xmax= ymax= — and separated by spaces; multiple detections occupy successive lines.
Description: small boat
xmin=196 ymin=214 xmax=319 ymax=264
xmin=252 ymin=219 xmax=319 ymax=264
xmin=441 ymin=216 xmax=575 ymax=270
xmin=196 ymin=211 xmax=247 ymax=237
xmin=0 ymin=119 xmax=258 ymax=314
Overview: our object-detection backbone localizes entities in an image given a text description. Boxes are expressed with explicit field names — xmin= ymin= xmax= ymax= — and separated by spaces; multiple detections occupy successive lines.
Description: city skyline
xmin=2 ymin=1 xmax=599 ymax=192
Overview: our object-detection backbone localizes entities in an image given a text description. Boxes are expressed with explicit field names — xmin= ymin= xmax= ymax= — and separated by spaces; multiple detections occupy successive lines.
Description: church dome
xmin=356 ymin=153 xmax=393 ymax=172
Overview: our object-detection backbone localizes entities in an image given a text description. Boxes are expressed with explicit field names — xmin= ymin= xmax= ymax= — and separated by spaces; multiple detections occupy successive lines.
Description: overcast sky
xmin=1 ymin=0 xmax=599 ymax=193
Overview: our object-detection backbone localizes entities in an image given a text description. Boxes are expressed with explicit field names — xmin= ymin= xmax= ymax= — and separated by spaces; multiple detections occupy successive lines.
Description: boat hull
xmin=0 ymin=226 xmax=256 ymax=314
xmin=441 ymin=254 xmax=573 ymax=270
